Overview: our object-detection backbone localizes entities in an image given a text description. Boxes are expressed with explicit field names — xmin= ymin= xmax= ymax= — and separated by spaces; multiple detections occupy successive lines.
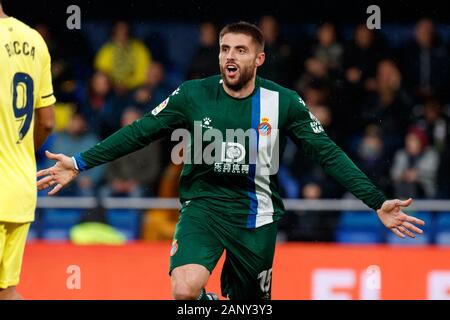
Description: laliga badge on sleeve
xmin=151 ymin=97 xmax=170 ymax=116
xmin=170 ymin=239 xmax=178 ymax=256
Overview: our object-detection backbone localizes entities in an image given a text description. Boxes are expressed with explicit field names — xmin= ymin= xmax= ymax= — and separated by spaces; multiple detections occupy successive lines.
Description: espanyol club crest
xmin=258 ymin=117 xmax=272 ymax=136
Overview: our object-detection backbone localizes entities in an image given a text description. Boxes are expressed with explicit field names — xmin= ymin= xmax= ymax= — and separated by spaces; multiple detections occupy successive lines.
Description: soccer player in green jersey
xmin=37 ymin=22 xmax=425 ymax=300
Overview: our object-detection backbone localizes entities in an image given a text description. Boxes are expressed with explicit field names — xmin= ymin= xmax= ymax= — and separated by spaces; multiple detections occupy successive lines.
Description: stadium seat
xmin=42 ymin=229 xmax=72 ymax=241
xmin=336 ymin=211 xmax=384 ymax=244
xmin=435 ymin=232 xmax=450 ymax=246
xmin=335 ymin=230 xmax=383 ymax=244
xmin=338 ymin=211 xmax=383 ymax=230
xmin=386 ymin=232 xmax=431 ymax=246
xmin=106 ymin=209 xmax=142 ymax=241
xmin=41 ymin=209 xmax=83 ymax=241
xmin=435 ymin=212 xmax=450 ymax=246
xmin=436 ymin=212 xmax=450 ymax=229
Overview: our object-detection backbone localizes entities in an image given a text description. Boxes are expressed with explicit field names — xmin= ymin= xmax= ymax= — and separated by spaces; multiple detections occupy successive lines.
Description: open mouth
xmin=225 ymin=65 xmax=238 ymax=77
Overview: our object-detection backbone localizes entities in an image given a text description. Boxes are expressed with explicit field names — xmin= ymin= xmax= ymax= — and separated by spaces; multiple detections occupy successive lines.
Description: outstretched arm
xmin=37 ymin=85 xmax=189 ymax=195
xmin=36 ymin=114 xmax=172 ymax=195
xmin=286 ymin=92 xmax=424 ymax=238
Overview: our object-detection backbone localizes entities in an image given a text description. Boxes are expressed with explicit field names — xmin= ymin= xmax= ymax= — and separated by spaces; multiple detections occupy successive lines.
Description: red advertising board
xmin=18 ymin=242 xmax=450 ymax=300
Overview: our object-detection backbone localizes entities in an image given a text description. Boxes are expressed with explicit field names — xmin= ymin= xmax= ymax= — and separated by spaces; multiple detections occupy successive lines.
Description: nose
xmin=226 ymin=49 xmax=236 ymax=60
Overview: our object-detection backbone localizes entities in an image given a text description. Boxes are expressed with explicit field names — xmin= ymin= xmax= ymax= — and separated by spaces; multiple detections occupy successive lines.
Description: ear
xmin=255 ymin=52 xmax=265 ymax=67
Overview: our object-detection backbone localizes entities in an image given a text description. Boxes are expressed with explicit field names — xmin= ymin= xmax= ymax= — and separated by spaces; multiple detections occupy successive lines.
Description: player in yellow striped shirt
xmin=0 ymin=1 xmax=56 ymax=299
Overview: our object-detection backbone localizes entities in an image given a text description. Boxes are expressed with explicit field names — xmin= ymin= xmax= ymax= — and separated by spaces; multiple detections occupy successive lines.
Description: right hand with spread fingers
xmin=37 ymin=150 xmax=79 ymax=196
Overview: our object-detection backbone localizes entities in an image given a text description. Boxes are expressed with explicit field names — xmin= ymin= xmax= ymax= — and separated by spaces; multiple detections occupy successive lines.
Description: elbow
xmin=47 ymin=120 xmax=55 ymax=133
xmin=40 ymin=119 xmax=55 ymax=134
xmin=45 ymin=120 xmax=55 ymax=132
xmin=35 ymin=106 xmax=56 ymax=133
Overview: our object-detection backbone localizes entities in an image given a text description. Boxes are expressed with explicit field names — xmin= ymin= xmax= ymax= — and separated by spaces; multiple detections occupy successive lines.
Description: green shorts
xmin=169 ymin=201 xmax=278 ymax=300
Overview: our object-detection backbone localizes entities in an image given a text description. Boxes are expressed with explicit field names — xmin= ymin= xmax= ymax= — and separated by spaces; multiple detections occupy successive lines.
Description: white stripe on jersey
xmin=254 ymin=87 xmax=279 ymax=228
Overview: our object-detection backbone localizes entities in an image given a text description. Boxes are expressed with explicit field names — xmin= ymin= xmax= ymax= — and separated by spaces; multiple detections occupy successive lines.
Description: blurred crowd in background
xmin=34 ymin=16 xmax=450 ymax=242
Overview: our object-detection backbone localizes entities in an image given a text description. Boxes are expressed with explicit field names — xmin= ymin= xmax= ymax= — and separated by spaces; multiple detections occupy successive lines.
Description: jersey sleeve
xmin=35 ymin=33 xmax=56 ymax=108
xmin=285 ymin=91 xmax=387 ymax=211
xmin=74 ymin=83 xmax=189 ymax=171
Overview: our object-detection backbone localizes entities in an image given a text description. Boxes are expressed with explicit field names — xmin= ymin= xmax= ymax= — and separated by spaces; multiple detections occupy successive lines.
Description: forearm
xmin=303 ymin=137 xmax=387 ymax=210
xmin=75 ymin=116 xmax=165 ymax=171
xmin=34 ymin=106 xmax=55 ymax=151
xmin=34 ymin=124 xmax=53 ymax=151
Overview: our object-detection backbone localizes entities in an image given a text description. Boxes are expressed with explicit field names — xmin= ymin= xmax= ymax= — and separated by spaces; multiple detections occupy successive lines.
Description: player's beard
xmin=220 ymin=63 xmax=255 ymax=92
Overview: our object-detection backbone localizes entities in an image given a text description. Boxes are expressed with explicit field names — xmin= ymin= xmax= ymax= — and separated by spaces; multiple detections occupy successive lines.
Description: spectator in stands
xmin=95 ymin=21 xmax=152 ymax=91
xmin=303 ymin=81 xmax=348 ymax=146
xmin=356 ymin=125 xmax=390 ymax=195
xmin=310 ymin=22 xmax=343 ymax=74
xmin=437 ymin=140 xmax=450 ymax=198
xmin=187 ymin=22 xmax=220 ymax=79
xmin=391 ymin=126 xmax=439 ymax=199
xmin=130 ymin=61 xmax=173 ymax=113
xmin=414 ymin=98 xmax=450 ymax=199
xmin=288 ymin=139 xmax=341 ymax=203
xmin=401 ymin=18 xmax=448 ymax=102
xmin=415 ymin=98 xmax=449 ymax=154
xmin=278 ymin=181 xmax=338 ymax=242
xmin=257 ymin=15 xmax=294 ymax=86
xmin=342 ymin=24 xmax=390 ymax=89
xmin=80 ymin=71 xmax=123 ymax=139
xmin=282 ymin=85 xmax=342 ymax=201
xmin=50 ymin=113 xmax=104 ymax=196
xmin=302 ymin=82 xmax=329 ymax=105
xmin=294 ymin=57 xmax=332 ymax=94
xmin=99 ymin=107 xmax=162 ymax=198
xmin=335 ymin=24 xmax=391 ymax=142
xmin=361 ymin=59 xmax=413 ymax=158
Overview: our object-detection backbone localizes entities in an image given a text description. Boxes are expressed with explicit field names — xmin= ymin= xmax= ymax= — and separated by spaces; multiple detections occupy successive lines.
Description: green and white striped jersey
xmin=75 ymin=75 xmax=386 ymax=228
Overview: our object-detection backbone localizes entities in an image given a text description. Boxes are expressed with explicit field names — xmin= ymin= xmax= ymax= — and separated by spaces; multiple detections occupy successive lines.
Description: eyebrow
xmin=220 ymin=44 xmax=249 ymax=51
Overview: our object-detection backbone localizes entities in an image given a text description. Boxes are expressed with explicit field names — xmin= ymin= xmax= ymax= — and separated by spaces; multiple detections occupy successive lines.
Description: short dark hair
xmin=219 ymin=21 xmax=265 ymax=52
